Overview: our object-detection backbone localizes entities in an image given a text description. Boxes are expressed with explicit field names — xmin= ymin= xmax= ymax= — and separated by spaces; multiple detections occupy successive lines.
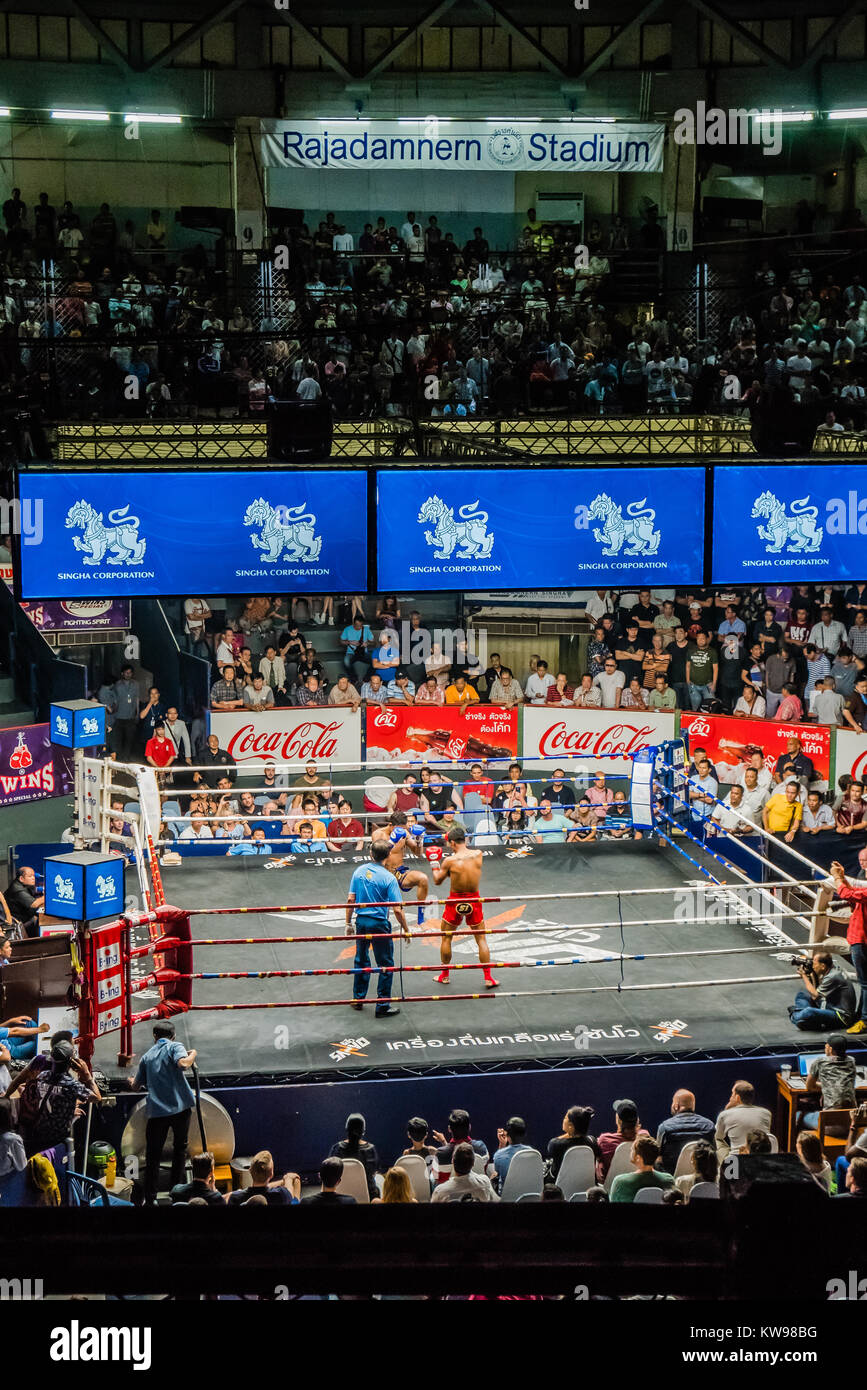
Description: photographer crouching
xmin=788 ymin=951 xmax=857 ymax=1032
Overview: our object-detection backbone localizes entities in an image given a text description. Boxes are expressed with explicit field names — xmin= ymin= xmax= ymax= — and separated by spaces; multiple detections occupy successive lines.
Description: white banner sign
xmin=209 ymin=708 xmax=362 ymax=767
xmin=522 ymin=708 xmax=677 ymax=775
xmin=262 ymin=119 xmax=665 ymax=174
xmin=835 ymin=728 xmax=867 ymax=783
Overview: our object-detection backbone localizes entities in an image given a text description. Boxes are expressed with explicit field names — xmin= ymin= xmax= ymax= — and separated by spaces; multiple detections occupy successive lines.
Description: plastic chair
xmin=673 ymin=1140 xmax=701 ymax=1178
xmin=471 ymin=812 xmax=501 ymax=847
xmin=67 ymin=1171 xmax=132 ymax=1207
xmin=123 ymin=801 xmax=141 ymax=817
xmin=633 ymin=1185 xmax=665 ymax=1204
xmin=515 ymin=1191 xmax=541 ymax=1202
xmin=472 ymin=1152 xmax=488 ymax=1174
xmin=569 ymin=1191 xmax=588 ymax=1202
xmin=393 ymin=1154 xmax=431 ymax=1203
xmin=334 ymin=1157 xmax=371 ymax=1205
xmin=499 ymin=1148 xmax=545 ymax=1202
xmin=603 ymin=1141 xmax=634 ymax=1192
xmin=688 ymin=1181 xmax=720 ymax=1200
xmin=554 ymin=1145 xmax=597 ymax=1199
xmin=768 ymin=1132 xmax=779 ymax=1153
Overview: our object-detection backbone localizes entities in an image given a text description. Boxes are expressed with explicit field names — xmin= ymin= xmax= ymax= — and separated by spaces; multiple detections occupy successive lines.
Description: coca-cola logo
xmin=373 ymin=708 xmax=398 ymax=728
xmin=537 ymin=721 xmax=656 ymax=759
xmin=685 ymin=717 xmax=711 ymax=738
xmin=849 ymin=747 xmax=867 ymax=781
xmin=225 ymin=720 xmax=342 ymax=763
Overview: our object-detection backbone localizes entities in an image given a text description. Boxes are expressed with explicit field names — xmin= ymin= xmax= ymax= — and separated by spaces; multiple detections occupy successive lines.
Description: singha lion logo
xmin=53 ymin=874 xmax=75 ymax=902
xmin=65 ymin=501 xmax=147 ymax=566
xmin=588 ymin=493 xmax=661 ymax=556
xmin=243 ymin=498 xmax=323 ymax=563
xmin=751 ymin=491 xmax=823 ymax=553
xmin=95 ymin=874 xmax=115 ymax=899
xmin=417 ymin=495 xmax=494 ymax=560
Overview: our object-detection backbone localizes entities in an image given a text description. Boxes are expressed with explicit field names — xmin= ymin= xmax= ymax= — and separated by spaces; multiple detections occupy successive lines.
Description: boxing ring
xmin=67 ymin=735 xmax=851 ymax=1082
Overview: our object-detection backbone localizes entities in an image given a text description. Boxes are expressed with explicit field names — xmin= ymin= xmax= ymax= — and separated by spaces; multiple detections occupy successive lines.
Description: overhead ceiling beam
xmin=573 ymin=0 xmax=668 ymax=81
xmin=68 ymin=1 xmax=136 ymax=76
xmin=796 ymin=0 xmax=867 ymax=72
xmin=140 ymin=0 xmax=246 ymax=73
xmin=360 ymin=0 xmax=462 ymax=82
xmin=269 ymin=0 xmax=354 ymax=83
xmin=686 ymin=0 xmax=790 ymax=71
xmin=475 ymin=0 xmax=569 ymax=79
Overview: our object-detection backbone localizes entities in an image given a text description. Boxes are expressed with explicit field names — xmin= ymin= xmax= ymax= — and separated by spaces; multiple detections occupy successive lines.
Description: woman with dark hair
xmin=546 ymin=1105 xmax=601 ymax=1180
xmin=329 ymin=1112 xmax=380 ymax=1199
xmin=503 ymin=806 xmax=530 ymax=841
xmin=676 ymin=1141 xmax=719 ymax=1198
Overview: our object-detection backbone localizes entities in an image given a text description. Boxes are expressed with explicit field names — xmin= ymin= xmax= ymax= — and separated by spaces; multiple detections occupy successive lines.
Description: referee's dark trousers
xmin=353 ymin=918 xmax=394 ymax=1013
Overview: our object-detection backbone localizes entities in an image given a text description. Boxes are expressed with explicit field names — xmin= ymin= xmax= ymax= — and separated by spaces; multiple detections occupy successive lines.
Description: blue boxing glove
xmin=389 ymin=825 xmax=408 ymax=847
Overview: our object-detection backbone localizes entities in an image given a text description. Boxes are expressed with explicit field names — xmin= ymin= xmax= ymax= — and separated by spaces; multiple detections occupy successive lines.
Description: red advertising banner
xmin=90 ymin=919 xmax=125 ymax=1038
xmin=365 ymin=704 xmax=519 ymax=764
xmin=679 ymin=711 xmax=831 ymax=788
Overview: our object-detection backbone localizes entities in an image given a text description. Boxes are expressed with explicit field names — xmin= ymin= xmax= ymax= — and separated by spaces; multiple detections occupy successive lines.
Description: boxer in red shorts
xmin=427 ymin=824 xmax=498 ymax=988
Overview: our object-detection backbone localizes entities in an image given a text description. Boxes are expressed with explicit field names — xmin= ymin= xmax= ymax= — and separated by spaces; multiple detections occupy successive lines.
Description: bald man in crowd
xmin=655 ymin=1088 xmax=717 ymax=1172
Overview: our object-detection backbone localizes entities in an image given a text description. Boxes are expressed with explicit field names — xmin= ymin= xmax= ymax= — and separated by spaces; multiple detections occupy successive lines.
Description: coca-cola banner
xmin=209 ymin=708 xmax=362 ymax=766
xmin=366 ymin=705 xmax=518 ymax=765
xmin=833 ymin=729 xmax=867 ymax=785
xmin=522 ymin=708 xmax=676 ymax=775
xmin=20 ymin=599 xmax=131 ymax=631
xmin=679 ymin=712 xmax=831 ymax=789
xmin=0 ymin=723 xmax=73 ymax=807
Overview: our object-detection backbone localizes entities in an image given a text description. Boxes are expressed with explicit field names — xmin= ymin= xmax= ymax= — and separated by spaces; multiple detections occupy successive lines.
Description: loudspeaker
xmin=268 ymin=400 xmax=333 ymax=461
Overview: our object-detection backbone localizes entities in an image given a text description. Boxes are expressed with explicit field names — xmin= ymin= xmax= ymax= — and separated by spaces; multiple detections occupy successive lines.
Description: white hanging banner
xmin=262 ymin=119 xmax=665 ymax=174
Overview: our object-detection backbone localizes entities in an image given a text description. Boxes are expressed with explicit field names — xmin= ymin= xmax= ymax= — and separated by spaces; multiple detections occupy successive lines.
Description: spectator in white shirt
xmin=592 ymin=657 xmax=625 ymax=709
xmin=585 ymin=589 xmax=614 ymax=623
xmin=736 ymin=751 xmax=773 ymax=793
xmin=400 ymin=212 xmax=418 ymax=244
xmin=733 ymin=685 xmax=766 ymax=719
xmin=813 ymin=677 xmax=846 ymax=726
xmin=180 ymin=815 xmax=214 ymax=841
xmin=808 ymin=608 xmax=847 ymax=657
xmin=296 ymin=372 xmax=322 ymax=401
xmin=573 ymin=673 xmax=602 ymax=708
xmin=488 ymin=668 xmax=523 ymax=707
xmin=430 ymin=1143 xmax=499 ymax=1203
xmin=709 ymin=783 xmax=750 ymax=835
xmin=525 ymin=659 xmax=556 ymax=705
xmin=737 ymin=767 xmax=769 ymax=823
xmin=802 ymin=791 xmax=835 ymax=834
xmin=243 ymin=675 xmax=275 ymax=710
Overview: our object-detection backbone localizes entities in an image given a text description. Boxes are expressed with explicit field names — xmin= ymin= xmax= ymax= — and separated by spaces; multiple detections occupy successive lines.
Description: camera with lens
xmin=787 ymin=954 xmax=813 ymax=972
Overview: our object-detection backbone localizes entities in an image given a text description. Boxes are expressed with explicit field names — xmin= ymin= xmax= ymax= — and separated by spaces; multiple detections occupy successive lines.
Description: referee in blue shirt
xmin=345 ymin=841 xmax=410 ymax=1018
xmin=130 ymin=1021 xmax=198 ymax=1204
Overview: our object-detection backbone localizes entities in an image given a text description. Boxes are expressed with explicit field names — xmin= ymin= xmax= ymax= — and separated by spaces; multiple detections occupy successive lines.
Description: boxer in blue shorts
xmin=372 ymin=811 xmax=431 ymax=926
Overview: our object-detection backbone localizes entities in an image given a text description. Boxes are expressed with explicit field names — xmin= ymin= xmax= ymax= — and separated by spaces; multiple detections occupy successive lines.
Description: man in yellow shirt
xmin=444 ymin=676 xmax=480 ymax=705
xmin=762 ymin=780 xmax=803 ymax=841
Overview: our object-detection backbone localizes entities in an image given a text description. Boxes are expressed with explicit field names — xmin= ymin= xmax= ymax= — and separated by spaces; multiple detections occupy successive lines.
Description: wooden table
xmin=775 ymin=1071 xmax=867 ymax=1152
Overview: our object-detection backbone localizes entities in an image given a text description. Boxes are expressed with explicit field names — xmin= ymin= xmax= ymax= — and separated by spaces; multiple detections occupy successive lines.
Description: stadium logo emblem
xmin=65 ymin=501 xmax=147 ymax=566
xmin=487 ymin=127 xmax=525 ymax=167
xmin=751 ymin=491 xmax=823 ymax=553
xmin=588 ymin=494 xmax=661 ymax=556
xmin=243 ymin=499 xmax=323 ymax=563
xmin=418 ymin=496 xmax=495 ymax=560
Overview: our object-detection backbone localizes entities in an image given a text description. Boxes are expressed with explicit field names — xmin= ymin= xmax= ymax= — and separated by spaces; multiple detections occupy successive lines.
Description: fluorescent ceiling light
xmin=559 ymin=116 xmax=616 ymax=123
xmin=397 ymin=118 xmax=452 ymax=125
xmin=0 ymin=108 xmax=10 ymax=117
xmin=485 ymin=116 xmax=542 ymax=122
xmin=317 ymin=119 xmax=370 ymax=125
xmin=828 ymin=107 xmax=867 ymax=121
xmin=51 ymin=109 xmax=110 ymax=121
xmin=753 ymin=110 xmax=813 ymax=124
xmin=123 ymin=113 xmax=182 ymax=125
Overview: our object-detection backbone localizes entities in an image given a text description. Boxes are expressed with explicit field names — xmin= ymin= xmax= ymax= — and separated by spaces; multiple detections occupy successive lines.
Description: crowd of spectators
xmin=6 ymin=185 xmax=867 ymax=434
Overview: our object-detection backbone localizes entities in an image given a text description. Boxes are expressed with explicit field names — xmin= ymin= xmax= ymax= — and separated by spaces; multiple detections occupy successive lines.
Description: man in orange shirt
xmin=444 ymin=675 xmax=479 ymax=705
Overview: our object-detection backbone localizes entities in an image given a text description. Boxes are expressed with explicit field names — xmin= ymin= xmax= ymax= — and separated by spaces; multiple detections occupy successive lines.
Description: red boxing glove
xmin=425 ymin=845 xmax=444 ymax=864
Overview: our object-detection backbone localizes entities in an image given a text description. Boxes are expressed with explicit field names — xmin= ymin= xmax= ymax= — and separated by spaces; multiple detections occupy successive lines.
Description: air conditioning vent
xmin=469 ymin=620 xmax=538 ymax=636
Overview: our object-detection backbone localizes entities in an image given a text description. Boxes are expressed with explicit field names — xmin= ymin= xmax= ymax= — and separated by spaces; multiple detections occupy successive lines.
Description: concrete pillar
xmin=663 ymin=134 xmax=697 ymax=251
xmin=233 ymin=116 xmax=265 ymax=249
